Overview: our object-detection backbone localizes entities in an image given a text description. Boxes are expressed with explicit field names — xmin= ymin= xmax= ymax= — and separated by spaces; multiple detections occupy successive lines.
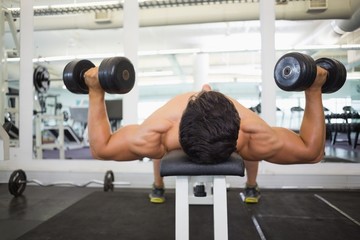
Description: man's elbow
xmin=90 ymin=149 xmax=104 ymax=160
xmin=306 ymin=150 xmax=325 ymax=164
xmin=90 ymin=146 xmax=110 ymax=160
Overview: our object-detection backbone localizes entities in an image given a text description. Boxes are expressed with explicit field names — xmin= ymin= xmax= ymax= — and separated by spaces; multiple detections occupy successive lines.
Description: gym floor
xmin=0 ymin=139 xmax=359 ymax=240
xmin=1 ymin=186 xmax=359 ymax=240
xmin=0 ymin=185 xmax=97 ymax=240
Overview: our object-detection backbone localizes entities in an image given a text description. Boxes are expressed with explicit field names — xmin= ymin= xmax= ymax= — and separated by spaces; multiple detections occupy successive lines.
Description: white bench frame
xmin=175 ymin=175 xmax=228 ymax=240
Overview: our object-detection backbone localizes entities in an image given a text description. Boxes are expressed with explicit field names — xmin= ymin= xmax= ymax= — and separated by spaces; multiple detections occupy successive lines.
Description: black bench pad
xmin=160 ymin=150 xmax=245 ymax=177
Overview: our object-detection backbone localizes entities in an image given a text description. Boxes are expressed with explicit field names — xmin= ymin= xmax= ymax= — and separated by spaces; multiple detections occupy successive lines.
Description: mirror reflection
xmin=1 ymin=1 xmax=359 ymax=162
xmin=2 ymin=4 xmax=20 ymax=150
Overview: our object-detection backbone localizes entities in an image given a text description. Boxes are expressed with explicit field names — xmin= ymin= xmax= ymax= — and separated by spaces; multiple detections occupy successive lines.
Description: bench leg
xmin=213 ymin=176 xmax=228 ymax=240
xmin=175 ymin=176 xmax=228 ymax=240
xmin=176 ymin=176 xmax=189 ymax=240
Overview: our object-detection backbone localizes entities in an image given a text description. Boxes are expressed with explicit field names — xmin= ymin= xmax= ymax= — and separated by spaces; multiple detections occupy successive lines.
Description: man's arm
xmin=268 ymin=66 xmax=327 ymax=164
xmin=241 ymin=66 xmax=327 ymax=164
xmin=84 ymin=67 xmax=168 ymax=161
xmin=85 ymin=68 xmax=140 ymax=160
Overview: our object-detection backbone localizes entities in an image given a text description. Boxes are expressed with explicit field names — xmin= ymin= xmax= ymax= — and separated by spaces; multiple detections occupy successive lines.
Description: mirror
xmin=3 ymin=1 xmax=359 ymax=162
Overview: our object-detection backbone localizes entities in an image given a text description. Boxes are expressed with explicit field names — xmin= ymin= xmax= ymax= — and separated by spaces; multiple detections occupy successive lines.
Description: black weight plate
xmin=103 ymin=57 xmax=123 ymax=93
xmin=63 ymin=59 xmax=95 ymax=94
xmin=8 ymin=169 xmax=27 ymax=197
xmin=302 ymin=53 xmax=318 ymax=88
xmin=103 ymin=170 xmax=114 ymax=192
xmin=274 ymin=52 xmax=316 ymax=91
xmin=112 ymin=57 xmax=135 ymax=94
xmin=104 ymin=57 xmax=122 ymax=93
xmin=99 ymin=57 xmax=135 ymax=94
xmin=315 ymin=58 xmax=347 ymax=94
xmin=33 ymin=66 xmax=50 ymax=94
xmin=98 ymin=57 xmax=112 ymax=92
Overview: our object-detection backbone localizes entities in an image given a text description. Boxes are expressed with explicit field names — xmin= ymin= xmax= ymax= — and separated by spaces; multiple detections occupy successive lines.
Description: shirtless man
xmin=84 ymin=65 xmax=327 ymax=203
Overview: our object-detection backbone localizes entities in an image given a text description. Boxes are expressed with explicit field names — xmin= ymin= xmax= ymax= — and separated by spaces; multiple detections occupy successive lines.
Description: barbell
xmin=8 ymin=169 xmax=128 ymax=197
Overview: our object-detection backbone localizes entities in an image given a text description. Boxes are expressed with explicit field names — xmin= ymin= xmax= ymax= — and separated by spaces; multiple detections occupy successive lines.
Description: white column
xmin=0 ymin=7 xmax=5 ymax=124
xmin=260 ymin=0 xmax=276 ymax=125
xmin=19 ymin=0 xmax=34 ymax=159
xmin=193 ymin=53 xmax=209 ymax=91
xmin=122 ymin=0 xmax=139 ymax=124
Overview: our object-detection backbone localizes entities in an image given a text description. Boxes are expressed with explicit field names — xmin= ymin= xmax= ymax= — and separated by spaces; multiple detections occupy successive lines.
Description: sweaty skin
xmin=84 ymin=66 xmax=327 ymax=165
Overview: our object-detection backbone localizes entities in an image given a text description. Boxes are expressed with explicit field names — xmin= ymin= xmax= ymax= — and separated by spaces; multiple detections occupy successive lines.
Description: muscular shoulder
xmin=237 ymin=119 xmax=284 ymax=161
xmin=130 ymin=119 xmax=172 ymax=159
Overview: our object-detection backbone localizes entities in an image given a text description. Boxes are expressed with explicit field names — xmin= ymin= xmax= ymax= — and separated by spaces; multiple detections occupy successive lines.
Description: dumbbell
xmin=63 ymin=57 xmax=135 ymax=94
xmin=274 ymin=52 xmax=347 ymax=93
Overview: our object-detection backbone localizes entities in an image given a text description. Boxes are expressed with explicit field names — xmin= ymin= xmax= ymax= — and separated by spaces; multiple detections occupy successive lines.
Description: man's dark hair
xmin=179 ymin=90 xmax=240 ymax=164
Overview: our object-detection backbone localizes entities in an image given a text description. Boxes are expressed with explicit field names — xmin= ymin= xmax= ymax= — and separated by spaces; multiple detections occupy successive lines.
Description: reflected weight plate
xmin=34 ymin=66 xmax=50 ymax=93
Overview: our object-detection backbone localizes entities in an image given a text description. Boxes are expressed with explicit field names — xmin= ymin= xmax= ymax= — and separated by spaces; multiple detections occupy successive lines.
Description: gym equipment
xmin=8 ymin=169 xmax=27 ymax=197
xmin=45 ymin=125 xmax=84 ymax=147
xmin=63 ymin=60 xmax=94 ymax=94
xmin=274 ymin=52 xmax=316 ymax=91
xmin=8 ymin=169 xmax=129 ymax=197
xmin=34 ymin=114 xmax=65 ymax=159
xmin=104 ymin=170 xmax=114 ymax=192
xmin=0 ymin=125 xmax=10 ymax=160
xmin=4 ymin=88 xmax=20 ymax=147
xmin=63 ymin=57 xmax=135 ymax=94
xmin=315 ymin=58 xmax=347 ymax=93
xmin=274 ymin=52 xmax=347 ymax=93
xmin=33 ymin=66 xmax=50 ymax=93
xmin=325 ymin=112 xmax=360 ymax=149
xmin=326 ymin=122 xmax=360 ymax=149
xmin=160 ymin=150 xmax=245 ymax=240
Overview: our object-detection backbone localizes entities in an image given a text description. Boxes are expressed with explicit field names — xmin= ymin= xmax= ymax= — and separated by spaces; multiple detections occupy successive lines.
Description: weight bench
xmin=160 ymin=150 xmax=245 ymax=240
